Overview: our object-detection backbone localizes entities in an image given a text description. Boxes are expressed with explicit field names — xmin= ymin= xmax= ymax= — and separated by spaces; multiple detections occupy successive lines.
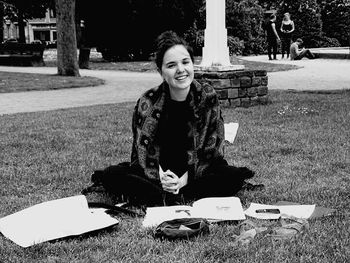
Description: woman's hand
xmin=160 ymin=170 xmax=180 ymax=194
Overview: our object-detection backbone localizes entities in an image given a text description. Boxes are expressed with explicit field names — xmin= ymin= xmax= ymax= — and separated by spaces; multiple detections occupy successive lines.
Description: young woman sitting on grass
xmin=82 ymin=31 xmax=257 ymax=206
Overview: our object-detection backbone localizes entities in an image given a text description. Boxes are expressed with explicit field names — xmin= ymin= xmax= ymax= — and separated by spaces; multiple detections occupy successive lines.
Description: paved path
xmin=0 ymin=67 xmax=162 ymax=115
xmin=0 ymin=56 xmax=349 ymax=115
xmin=240 ymin=55 xmax=350 ymax=91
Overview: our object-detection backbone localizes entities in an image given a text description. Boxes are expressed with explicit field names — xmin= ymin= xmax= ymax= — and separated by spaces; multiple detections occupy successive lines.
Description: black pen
xmin=255 ymin=209 xmax=280 ymax=214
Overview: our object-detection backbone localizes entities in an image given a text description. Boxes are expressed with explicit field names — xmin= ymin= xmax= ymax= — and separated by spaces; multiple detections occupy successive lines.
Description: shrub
xmin=226 ymin=0 xmax=265 ymax=55
xmin=310 ymin=36 xmax=341 ymax=48
xmin=183 ymin=25 xmax=204 ymax=56
xmin=277 ymin=0 xmax=323 ymax=47
xmin=319 ymin=0 xmax=350 ymax=46
xmin=228 ymin=36 xmax=245 ymax=55
xmin=243 ymin=36 xmax=266 ymax=55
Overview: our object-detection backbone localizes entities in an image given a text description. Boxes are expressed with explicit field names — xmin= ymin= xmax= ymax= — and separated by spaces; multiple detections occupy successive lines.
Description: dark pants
xmin=267 ymin=38 xmax=278 ymax=60
xmin=281 ymin=37 xmax=292 ymax=58
xmin=294 ymin=49 xmax=315 ymax=60
xmin=85 ymin=162 xmax=254 ymax=206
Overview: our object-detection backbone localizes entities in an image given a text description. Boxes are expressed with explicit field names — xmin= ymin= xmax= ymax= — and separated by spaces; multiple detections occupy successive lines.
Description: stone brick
xmin=219 ymin=99 xmax=231 ymax=108
xmin=216 ymin=89 xmax=228 ymax=99
xmin=251 ymin=77 xmax=261 ymax=86
xmin=253 ymin=70 xmax=267 ymax=77
xmin=257 ymin=95 xmax=269 ymax=104
xmin=261 ymin=76 xmax=268 ymax=86
xmin=240 ymin=76 xmax=252 ymax=88
xmin=247 ymin=86 xmax=258 ymax=97
xmin=235 ymin=70 xmax=254 ymax=78
xmin=207 ymin=78 xmax=231 ymax=89
xmin=241 ymin=97 xmax=251 ymax=107
xmin=215 ymin=72 xmax=237 ymax=79
xmin=230 ymin=78 xmax=240 ymax=87
xmin=238 ymin=88 xmax=247 ymax=97
xmin=199 ymin=71 xmax=238 ymax=79
xmin=230 ymin=98 xmax=241 ymax=107
xmin=195 ymin=79 xmax=208 ymax=86
xmin=250 ymin=96 xmax=259 ymax=106
xmin=201 ymin=72 xmax=219 ymax=79
xmin=257 ymin=86 xmax=268 ymax=96
xmin=194 ymin=72 xmax=204 ymax=79
xmin=228 ymin=88 xmax=239 ymax=99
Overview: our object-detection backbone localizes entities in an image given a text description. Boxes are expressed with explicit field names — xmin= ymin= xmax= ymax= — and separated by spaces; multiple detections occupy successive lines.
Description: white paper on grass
xmin=224 ymin=122 xmax=239 ymax=143
xmin=244 ymin=203 xmax=316 ymax=220
xmin=142 ymin=196 xmax=246 ymax=227
xmin=0 ymin=195 xmax=119 ymax=248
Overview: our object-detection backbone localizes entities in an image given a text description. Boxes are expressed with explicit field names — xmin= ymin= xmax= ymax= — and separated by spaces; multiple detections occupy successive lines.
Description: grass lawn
xmin=0 ymin=90 xmax=349 ymax=262
xmin=0 ymin=72 xmax=104 ymax=94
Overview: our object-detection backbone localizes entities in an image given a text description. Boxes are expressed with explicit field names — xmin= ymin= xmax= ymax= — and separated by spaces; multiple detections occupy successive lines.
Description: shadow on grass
xmin=287 ymin=89 xmax=350 ymax=95
xmin=0 ymin=71 xmax=105 ymax=93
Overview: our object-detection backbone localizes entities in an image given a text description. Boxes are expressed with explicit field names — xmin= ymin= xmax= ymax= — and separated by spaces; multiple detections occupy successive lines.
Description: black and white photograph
xmin=0 ymin=0 xmax=349 ymax=262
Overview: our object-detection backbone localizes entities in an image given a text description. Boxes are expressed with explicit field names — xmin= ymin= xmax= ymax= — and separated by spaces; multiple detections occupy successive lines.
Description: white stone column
xmin=196 ymin=0 xmax=244 ymax=71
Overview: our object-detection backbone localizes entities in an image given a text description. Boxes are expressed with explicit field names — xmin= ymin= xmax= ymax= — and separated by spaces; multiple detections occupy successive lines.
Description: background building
xmin=2 ymin=9 xmax=56 ymax=44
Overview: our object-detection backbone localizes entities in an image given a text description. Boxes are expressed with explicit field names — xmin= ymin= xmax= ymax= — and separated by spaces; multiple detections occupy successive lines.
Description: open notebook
xmin=0 ymin=195 xmax=119 ymax=247
xmin=142 ymin=196 xmax=246 ymax=227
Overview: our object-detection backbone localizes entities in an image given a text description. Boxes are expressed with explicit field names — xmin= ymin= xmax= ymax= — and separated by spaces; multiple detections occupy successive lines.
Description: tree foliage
xmin=79 ymin=0 xmax=201 ymax=61
xmin=1 ymin=0 xmax=54 ymax=19
xmin=226 ymin=0 xmax=265 ymax=55
xmin=277 ymin=0 xmax=323 ymax=47
xmin=318 ymin=0 xmax=350 ymax=46
xmin=2 ymin=0 xmax=348 ymax=58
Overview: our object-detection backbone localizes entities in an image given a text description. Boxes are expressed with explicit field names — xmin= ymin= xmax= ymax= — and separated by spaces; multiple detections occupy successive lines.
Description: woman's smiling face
xmin=160 ymin=44 xmax=194 ymax=93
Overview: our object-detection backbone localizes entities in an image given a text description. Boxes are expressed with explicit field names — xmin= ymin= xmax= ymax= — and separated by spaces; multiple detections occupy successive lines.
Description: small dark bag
xmin=154 ymin=218 xmax=210 ymax=240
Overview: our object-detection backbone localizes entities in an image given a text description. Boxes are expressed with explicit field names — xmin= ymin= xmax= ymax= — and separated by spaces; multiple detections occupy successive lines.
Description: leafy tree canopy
xmin=1 ymin=0 xmax=54 ymax=21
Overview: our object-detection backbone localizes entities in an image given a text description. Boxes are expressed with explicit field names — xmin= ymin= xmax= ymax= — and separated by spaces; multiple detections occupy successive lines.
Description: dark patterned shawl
xmin=130 ymin=80 xmax=225 ymax=181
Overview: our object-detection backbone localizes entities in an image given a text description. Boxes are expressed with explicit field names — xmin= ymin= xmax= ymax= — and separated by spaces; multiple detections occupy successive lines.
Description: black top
xmin=282 ymin=23 xmax=293 ymax=32
xmin=281 ymin=23 xmax=293 ymax=39
xmin=159 ymin=99 xmax=190 ymax=177
xmin=266 ymin=21 xmax=276 ymax=40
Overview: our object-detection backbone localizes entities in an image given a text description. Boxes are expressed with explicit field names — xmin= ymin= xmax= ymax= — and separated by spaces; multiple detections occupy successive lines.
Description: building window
xmin=34 ymin=30 xmax=50 ymax=41
xmin=50 ymin=9 xmax=56 ymax=18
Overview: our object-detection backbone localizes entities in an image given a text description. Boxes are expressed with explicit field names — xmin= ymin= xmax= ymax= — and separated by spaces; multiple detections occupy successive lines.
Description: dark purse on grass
xmin=154 ymin=218 xmax=210 ymax=240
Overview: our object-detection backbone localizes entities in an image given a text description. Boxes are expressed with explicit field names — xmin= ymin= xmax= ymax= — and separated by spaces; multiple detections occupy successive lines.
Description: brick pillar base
xmin=194 ymin=69 xmax=269 ymax=107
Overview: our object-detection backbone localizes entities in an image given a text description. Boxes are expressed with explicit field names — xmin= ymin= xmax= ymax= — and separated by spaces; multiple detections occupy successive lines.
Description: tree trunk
xmin=17 ymin=9 xmax=26 ymax=43
xmin=55 ymin=0 xmax=80 ymax=76
xmin=0 ymin=3 xmax=4 ymax=43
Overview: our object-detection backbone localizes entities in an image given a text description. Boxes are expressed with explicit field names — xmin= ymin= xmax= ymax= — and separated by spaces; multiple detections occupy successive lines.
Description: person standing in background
xmin=280 ymin=13 xmax=295 ymax=59
xmin=264 ymin=14 xmax=280 ymax=60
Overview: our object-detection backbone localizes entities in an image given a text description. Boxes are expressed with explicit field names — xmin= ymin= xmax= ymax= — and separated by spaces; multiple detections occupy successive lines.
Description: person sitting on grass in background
xmin=82 ymin=31 xmax=259 ymax=207
xmin=290 ymin=38 xmax=315 ymax=60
